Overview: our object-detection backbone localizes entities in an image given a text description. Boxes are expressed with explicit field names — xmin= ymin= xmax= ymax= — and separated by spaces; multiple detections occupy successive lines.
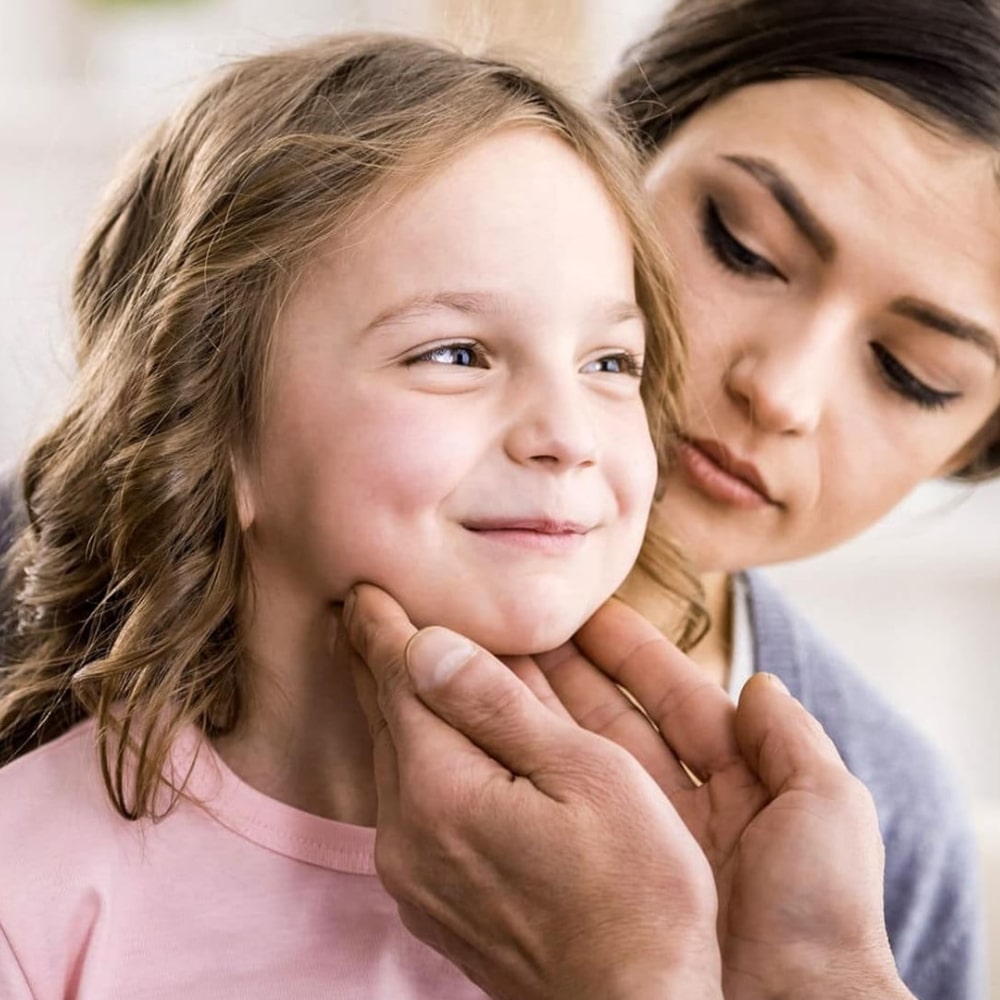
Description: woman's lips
xmin=674 ymin=438 xmax=780 ymax=510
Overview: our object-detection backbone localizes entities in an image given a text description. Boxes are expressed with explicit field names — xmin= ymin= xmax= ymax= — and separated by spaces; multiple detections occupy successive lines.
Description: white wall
xmin=1 ymin=0 xmax=997 ymax=807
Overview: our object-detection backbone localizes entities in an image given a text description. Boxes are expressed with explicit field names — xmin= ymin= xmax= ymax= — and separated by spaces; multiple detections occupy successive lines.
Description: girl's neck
xmin=216 ymin=565 xmax=736 ymax=826
xmin=215 ymin=581 xmax=378 ymax=827
xmin=619 ymin=569 xmax=733 ymax=690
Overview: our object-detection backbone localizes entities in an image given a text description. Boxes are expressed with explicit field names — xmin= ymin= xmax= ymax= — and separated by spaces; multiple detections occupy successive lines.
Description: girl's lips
xmin=463 ymin=519 xmax=591 ymax=553
xmin=675 ymin=438 xmax=779 ymax=510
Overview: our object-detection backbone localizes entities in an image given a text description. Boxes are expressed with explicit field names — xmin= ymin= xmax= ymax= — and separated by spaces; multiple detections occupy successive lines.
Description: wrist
xmin=783 ymin=952 xmax=912 ymax=1000
xmin=597 ymin=943 xmax=723 ymax=1000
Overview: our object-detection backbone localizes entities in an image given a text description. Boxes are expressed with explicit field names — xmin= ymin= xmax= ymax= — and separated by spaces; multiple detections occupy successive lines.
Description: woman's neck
xmin=688 ymin=572 xmax=733 ymax=689
xmin=618 ymin=569 xmax=733 ymax=690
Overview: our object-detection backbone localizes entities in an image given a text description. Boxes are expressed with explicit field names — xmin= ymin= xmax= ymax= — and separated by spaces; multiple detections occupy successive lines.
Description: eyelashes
xmin=581 ymin=352 xmax=643 ymax=377
xmin=701 ymin=198 xmax=783 ymax=279
xmin=869 ymin=342 xmax=960 ymax=411
xmin=699 ymin=196 xmax=961 ymax=412
xmin=406 ymin=342 xmax=488 ymax=368
xmin=405 ymin=341 xmax=643 ymax=378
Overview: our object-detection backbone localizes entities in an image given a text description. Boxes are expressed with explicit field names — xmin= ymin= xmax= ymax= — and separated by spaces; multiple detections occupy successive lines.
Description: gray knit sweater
xmin=745 ymin=570 xmax=986 ymax=1000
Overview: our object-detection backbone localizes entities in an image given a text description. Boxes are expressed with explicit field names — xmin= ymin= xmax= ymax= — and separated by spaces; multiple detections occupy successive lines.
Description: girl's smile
xmin=236 ymin=127 xmax=658 ymax=657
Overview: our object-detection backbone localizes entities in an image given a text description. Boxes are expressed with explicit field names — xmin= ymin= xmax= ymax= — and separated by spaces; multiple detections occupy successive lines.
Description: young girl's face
xmin=238 ymin=128 xmax=657 ymax=655
xmin=644 ymin=79 xmax=1000 ymax=572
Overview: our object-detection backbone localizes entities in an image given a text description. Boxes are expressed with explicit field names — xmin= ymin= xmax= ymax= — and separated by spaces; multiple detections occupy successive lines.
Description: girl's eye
xmin=407 ymin=342 xmax=488 ymax=368
xmin=701 ymin=198 xmax=784 ymax=280
xmin=870 ymin=342 xmax=961 ymax=411
xmin=582 ymin=352 xmax=643 ymax=377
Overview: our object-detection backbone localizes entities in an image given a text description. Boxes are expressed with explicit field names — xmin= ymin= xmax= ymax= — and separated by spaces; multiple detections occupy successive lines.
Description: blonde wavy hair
xmin=0 ymin=32 xmax=703 ymax=818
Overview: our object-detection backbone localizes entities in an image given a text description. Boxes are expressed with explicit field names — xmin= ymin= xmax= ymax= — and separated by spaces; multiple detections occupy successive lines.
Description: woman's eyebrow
xmin=720 ymin=156 xmax=999 ymax=368
xmin=720 ymin=154 xmax=836 ymax=261
xmin=890 ymin=296 xmax=1000 ymax=369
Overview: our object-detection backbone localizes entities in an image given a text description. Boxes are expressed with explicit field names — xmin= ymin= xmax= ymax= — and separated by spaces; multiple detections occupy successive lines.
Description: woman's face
xmin=646 ymin=78 xmax=1000 ymax=572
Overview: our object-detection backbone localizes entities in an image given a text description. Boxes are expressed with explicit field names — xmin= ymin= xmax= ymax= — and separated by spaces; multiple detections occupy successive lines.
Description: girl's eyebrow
xmin=363 ymin=291 xmax=644 ymax=334
xmin=364 ymin=291 xmax=509 ymax=333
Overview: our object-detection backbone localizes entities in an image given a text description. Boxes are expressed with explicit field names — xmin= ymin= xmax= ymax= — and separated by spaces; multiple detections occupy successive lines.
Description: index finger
xmin=334 ymin=618 xmax=401 ymax=818
xmin=535 ymin=640 xmax=695 ymax=795
xmin=342 ymin=583 xmax=511 ymax=780
xmin=573 ymin=598 xmax=741 ymax=777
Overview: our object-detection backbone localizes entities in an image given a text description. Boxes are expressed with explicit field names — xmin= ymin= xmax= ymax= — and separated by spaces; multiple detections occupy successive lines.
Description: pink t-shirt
xmin=0 ymin=719 xmax=489 ymax=999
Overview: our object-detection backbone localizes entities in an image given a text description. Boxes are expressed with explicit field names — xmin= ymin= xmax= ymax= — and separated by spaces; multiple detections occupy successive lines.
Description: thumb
xmin=735 ymin=672 xmax=851 ymax=798
xmin=406 ymin=626 xmax=588 ymax=782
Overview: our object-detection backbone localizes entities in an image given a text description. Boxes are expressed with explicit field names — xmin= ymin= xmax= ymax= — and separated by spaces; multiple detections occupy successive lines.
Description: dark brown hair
xmin=0 ymin=33 xmax=701 ymax=817
xmin=607 ymin=0 xmax=1000 ymax=480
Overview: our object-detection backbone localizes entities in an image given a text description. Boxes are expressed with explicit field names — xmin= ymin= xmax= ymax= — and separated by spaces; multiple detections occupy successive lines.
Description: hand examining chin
xmin=337 ymin=584 xmax=723 ymax=1000
xmin=339 ymin=586 xmax=913 ymax=1000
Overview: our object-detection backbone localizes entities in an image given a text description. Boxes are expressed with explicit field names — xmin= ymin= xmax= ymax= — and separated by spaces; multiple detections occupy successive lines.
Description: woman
xmin=617 ymin=1 xmax=997 ymax=993
xmin=348 ymin=2 xmax=1000 ymax=998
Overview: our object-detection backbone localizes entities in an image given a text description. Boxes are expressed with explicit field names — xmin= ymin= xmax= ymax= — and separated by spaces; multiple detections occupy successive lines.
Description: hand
xmin=539 ymin=599 xmax=911 ymax=1000
xmin=338 ymin=584 xmax=723 ymax=1000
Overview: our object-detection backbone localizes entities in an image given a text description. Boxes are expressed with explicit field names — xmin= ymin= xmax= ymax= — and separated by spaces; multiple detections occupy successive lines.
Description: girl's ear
xmin=231 ymin=454 xmax=257 ymax=531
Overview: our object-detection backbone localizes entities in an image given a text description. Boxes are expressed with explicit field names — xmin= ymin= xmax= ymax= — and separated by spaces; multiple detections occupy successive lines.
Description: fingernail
xmin=762 ymin=672 xmax=790 ymax=695
xmin=406 ymin=627 xmax=476 ymax=692
xmin=343 ymin=587 xmax=357 ymax=622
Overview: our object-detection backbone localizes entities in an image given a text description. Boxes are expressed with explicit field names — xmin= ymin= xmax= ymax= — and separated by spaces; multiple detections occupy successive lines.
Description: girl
xmin=0 ymin=33 xmax=697 ymax=998
xmin=338 ymin=3 xmax=1000 ymax=999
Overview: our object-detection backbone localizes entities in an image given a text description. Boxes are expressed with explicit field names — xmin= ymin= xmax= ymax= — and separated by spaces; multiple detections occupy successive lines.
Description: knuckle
xmin=367 ymin=710 xmax=391 ymax=747
xmin=458 ymin=667 xmax=525 ymax=729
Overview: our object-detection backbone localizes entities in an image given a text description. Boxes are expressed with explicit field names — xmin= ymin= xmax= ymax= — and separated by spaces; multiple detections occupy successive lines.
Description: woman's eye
xmin=870 ymin=342 xmax=961 ymax=411
xmin=701 ymin=198 xmax=784 ymax=280
xmin=407 ymin=342 xmax=488 ymax=368
xmin=582 ymin=352 xmax=643 ymax=376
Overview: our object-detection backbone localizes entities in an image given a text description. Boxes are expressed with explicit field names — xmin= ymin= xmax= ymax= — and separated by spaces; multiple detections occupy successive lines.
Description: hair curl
xmin=0 ymin=33 xmax=702 ymax=817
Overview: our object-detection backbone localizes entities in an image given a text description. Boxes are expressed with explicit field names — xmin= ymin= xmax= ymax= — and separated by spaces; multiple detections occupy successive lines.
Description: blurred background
xmin=1 ymin=0 xmax=998 ymax=873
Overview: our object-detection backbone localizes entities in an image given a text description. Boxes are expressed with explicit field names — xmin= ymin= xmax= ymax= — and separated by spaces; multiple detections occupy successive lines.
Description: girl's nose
xmin=503 ymin=378 xmax=598 ymax=469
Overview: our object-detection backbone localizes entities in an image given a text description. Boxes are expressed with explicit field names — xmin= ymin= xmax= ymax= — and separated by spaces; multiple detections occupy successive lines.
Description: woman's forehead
xmin=649 ymin=77 xmax=1000 ymax=306
xmin=661 ymin=78 xmax=994 ymax=173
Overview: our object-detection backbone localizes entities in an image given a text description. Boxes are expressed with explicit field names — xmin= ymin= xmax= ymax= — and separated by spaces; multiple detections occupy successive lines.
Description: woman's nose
xmin=503 ymin=377 xmax=599 ymax=469
xmin=725 ymin=351 xmax=824 ymax=435
xmin=724 ymin=312 xmax=846 ymax=435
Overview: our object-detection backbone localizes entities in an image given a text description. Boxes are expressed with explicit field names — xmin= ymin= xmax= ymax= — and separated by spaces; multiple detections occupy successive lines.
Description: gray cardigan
xmin=746 ymin=570 xmax=986 ymax=1000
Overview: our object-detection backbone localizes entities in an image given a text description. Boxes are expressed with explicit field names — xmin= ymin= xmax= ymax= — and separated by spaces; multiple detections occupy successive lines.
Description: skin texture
xmin=341 ymin=584 xmax=915 ymax=1000
xmin=340 ymin=585 xmax=722 ymax=1000
xmin=217 ymin=127 xmax=658 ymax=824
xmin=637 ymin=79 xmax=1000 ymax=577
xmin=238 ymin=127 xmax=655 ymax=659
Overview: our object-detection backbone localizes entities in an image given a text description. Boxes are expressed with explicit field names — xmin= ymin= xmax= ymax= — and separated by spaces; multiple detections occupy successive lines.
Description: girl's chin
xmin=412 ymin=605 xmax=591 ymax=659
